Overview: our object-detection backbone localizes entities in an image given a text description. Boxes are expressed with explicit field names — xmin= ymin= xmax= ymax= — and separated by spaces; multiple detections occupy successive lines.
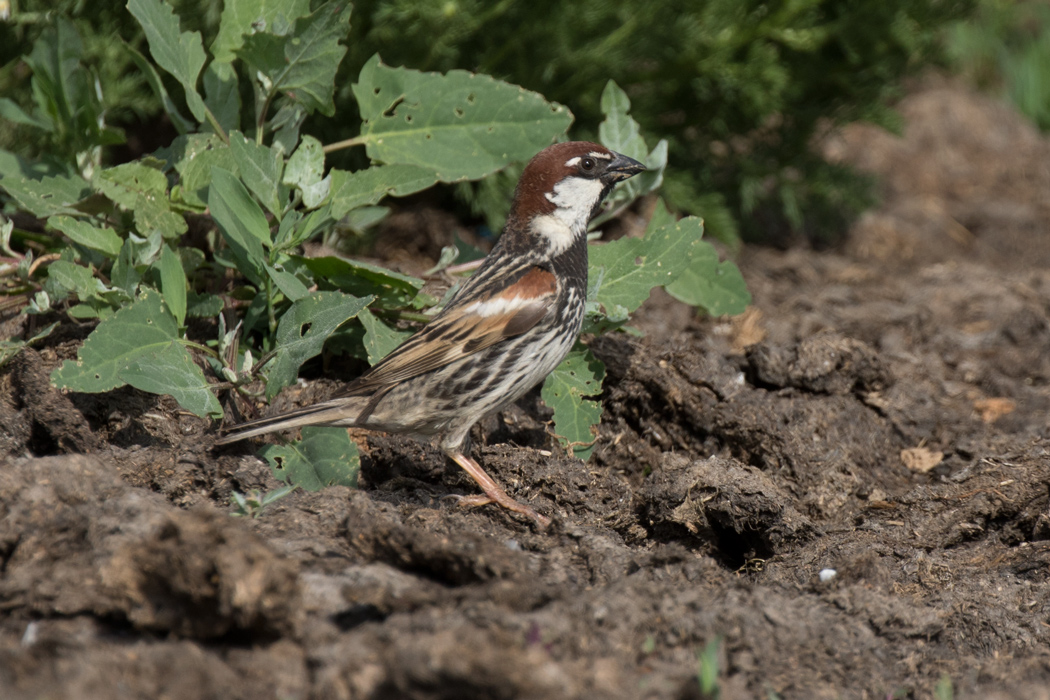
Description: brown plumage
xmin=215 ymin=142 xmax=646 ymax=527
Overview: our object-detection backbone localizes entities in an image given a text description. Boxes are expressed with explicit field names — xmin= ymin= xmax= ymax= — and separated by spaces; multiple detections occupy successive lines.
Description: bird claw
xmin=443 ymin=493 xmax=494 ymax=508
xmin=442 ymin=492 xmax=550 ymax=529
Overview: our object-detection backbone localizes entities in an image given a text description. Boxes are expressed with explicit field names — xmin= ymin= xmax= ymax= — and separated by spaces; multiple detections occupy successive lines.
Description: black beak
xmin=605 ymin=151 xmax=647 ymax=182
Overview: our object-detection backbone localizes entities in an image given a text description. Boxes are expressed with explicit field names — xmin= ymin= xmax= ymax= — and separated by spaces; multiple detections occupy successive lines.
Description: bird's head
xmin=506 ymin=141 xmax=646 ymax=255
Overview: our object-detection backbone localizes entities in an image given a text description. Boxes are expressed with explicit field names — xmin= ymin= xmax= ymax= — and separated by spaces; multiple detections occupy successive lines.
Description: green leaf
xmin=293 ymin=254 xmax=423 ymax=306
xmin=0 ymin=322 xmax=58 ymax=370
xmin=126 ymin=43 xmax=195 ymax=134
xmin=588 ymin=210 xmax=705 ymax=315
xmin=119 ymin=340 xmax=222 ymax=418
xmin=165 ymin=133 xmax=236 ymax=209
xmin=0 ymin=98 xmax=49 ymax=130
xmin=211 ymin=0 xmax=311 ymax=62
xmin=283 ymin=134 xmax=323 ymax=188
xmin=20 ymin=18 xmax=122 ymax=155
xmin=111 ymin=238 xmax=143 ymax=296
xmin=51 ymin=289 xmax=179 ymax=393
xmin=229 ymin=130 xmax=285 ymax=216
xmin=595 ymin=80 xmax=668 ymax=220
xmin=265 ymin=291 xmax=373 ymax=398
xmin=271 ymin=104 xmax=306 ymax=156
xmin=156 ymin=244 xmax=187 ymax=326
xmin=260 ymin=425 xmax=359 ymax=490
xmin=541 ymin=345 xmax=605 ymax=461
xmin=283 ymin=135 xmax=330 ymax=209
xmin=95 ymin=160 xmax=188 ymax=239
xmin=328 ymin=164 xmax=439 ymax=219
xmin=127 ymin=0 xmax=208 ymax=122
xmin=48 ymin=216 xmax=123 ymax=258
xmin=598 ymin=80 xmax=647 ymax=161
xmin=665 ymin=246 xmax=751 ymax=316
xmin=206 ymin=166 xmax=269 ymax=285
xmin=203 ymin=61 xmax=241 ymax=135
xmin=265 ymin=262 xmax=310 ymax=301
xmin=0 ymin=173 xmax=90 ymax=217
xmin=353 ymin=54 xmax=573 ymax=180
xmin=186 ymin=291 xmax=224 ymax=317
xmin=44 ymin=260 xmax=107 ymax=303
xmin=358 ymin=307 xmax=412 ymax=365
xmin=236 ymin=1 xmax=351 ymax=117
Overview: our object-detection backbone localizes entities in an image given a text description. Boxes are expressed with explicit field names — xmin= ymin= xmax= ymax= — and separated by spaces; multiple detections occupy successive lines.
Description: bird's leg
xmin=447 ymin=451 xmax=551 ymax=529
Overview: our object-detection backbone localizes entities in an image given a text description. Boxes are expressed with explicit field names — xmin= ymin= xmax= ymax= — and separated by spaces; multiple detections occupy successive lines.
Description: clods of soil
xmin=2 ymin=78 xmax=1050 ymax=699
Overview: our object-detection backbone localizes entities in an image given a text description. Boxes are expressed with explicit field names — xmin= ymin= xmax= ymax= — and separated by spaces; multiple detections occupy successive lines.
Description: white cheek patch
xmin=546 ymin=176 xmax=604 ymax=221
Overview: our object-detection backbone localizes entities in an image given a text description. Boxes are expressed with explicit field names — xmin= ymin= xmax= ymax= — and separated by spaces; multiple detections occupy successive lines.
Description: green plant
xmin=0 ymin=1 xmax=748 ymax=495
xmin=697 ymin=635 xmax=723 ymax=700
xmin=230 ymin=483 xmax=297 ymax=518
xmin=340 ymin=0 xmax=973 ymax=245
xmin=934 ymin=673 xmax=954 ymax=700
xmin=946 ymin=0 xmax=1050 ymax=130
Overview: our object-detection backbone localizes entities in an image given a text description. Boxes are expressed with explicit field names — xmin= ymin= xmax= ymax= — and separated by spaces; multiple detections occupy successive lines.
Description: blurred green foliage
xmin=340 ymin=0 xmax=973 ymax=243
xmin=1 ymin=0 xmax=973 ymax=244
xmin=946 ymin=0 xmax=1050 ymax=131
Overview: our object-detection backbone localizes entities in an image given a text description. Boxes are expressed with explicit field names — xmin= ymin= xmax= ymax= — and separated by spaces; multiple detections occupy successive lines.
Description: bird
xmin=215 ymin=141 xmax=646 ymax=528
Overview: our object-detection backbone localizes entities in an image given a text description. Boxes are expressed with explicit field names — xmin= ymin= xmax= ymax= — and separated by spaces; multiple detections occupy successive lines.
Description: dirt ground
xmin=3 ymin=77 xmax=1050 ymax=699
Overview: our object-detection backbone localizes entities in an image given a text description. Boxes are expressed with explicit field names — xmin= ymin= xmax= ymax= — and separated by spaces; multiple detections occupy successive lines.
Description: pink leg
xmin=447 ymin=451 xmax=551 ymax=529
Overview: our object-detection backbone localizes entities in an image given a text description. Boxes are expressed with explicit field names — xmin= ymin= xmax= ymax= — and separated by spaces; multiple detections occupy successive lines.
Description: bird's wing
xmin=344 ymin=265 xmax=558 ymax=394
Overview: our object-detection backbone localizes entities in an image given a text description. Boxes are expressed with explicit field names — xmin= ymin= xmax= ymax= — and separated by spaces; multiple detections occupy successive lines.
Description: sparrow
xmin=215 ymin=141 xmax=646 ymax=527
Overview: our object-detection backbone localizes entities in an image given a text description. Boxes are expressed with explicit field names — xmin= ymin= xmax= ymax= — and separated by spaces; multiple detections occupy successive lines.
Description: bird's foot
xmin=446 ymin=451 xmax=551 ymax=529
xmin=445 ymin=493 xmax=494 ymax=508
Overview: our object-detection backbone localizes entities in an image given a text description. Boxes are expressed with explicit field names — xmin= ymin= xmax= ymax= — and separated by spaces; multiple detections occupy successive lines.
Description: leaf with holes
xmin=328 ymin=164 xmax=439 ymax=218
xmin=51 ymin=289 xmax=179 ymax=393
xmin=353 ymin=54 xmax=573 ymax=181
xmin=260 ymin=425 xmax=360 ymax=490
xmin=588 ymin=207 xmax=705 ymax=315
xmin=166 ymin=133 xmax=237 ymax=209
xmin=284 ymin=135 xmax=330 ymax=209
xmin=0 ymin=173 xmax=91 ymax=217
xmin=119 ymin=340 xmax=223 ymax=418
xmin=95 ymin=160 xmax=188 ymax=240
xmin=541 ymin=344 xmax=605 ymax=461
xmin=236 ymin=1 xmax=351 ymax=116
xmin=211 ymin=0 xmax=312 ymax=62
xmin=265 ymin=291 xmax=374 ymax=398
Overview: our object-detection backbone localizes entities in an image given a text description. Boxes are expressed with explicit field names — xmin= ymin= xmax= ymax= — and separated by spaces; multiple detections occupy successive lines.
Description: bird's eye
xmin=580 ymin=157 xmax=596 ymax=172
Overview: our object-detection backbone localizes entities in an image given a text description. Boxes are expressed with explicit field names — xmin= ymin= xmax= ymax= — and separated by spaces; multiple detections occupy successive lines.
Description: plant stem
xmin=178 ymin=339 xmax=220 ymax=359
xmin=265 ymin=275 xmax=277 ymax=334
xmin=322 ymin=135 xmax=368 ymax=154
xmin=203 ymin=106 xmax=229 ymax=144
xmin=257 ymin=90 xmax=276 ymax=144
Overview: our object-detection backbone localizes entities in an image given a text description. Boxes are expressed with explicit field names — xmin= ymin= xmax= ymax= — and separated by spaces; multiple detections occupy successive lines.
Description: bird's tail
xmin=213 ymin=396 xmax=369 ymax=445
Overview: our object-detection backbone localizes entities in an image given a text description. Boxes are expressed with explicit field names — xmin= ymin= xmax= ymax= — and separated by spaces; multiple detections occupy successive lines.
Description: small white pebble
xmin=504 ymin=539 xmax=521 ymax=551
xmin=818 ymin=568 xmax=837 ymax=583
xmin=21 ymin=622 xmax=38 ymax=647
